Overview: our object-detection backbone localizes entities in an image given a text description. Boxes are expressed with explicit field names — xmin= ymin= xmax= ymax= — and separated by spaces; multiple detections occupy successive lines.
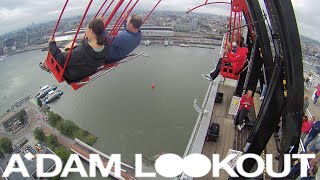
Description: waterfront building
xmin=0 ymin=147 xmax=56 ymax=180
xmin=0 ymin=109 xmax=27 ymax=134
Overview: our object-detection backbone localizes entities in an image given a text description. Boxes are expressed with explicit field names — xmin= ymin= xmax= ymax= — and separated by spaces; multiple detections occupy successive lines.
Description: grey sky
xmin=0 ymin=0 xmax=319 ymax=41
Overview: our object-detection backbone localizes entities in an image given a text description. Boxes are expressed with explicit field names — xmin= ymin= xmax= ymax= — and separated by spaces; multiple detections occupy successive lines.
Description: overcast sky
xmin=0 ymin=0 xmax=319 ymax=41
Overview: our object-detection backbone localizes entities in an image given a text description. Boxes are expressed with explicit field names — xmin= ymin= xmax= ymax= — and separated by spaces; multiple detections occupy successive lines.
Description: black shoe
xmin=39 ymin=62 xmax=50 ymax=72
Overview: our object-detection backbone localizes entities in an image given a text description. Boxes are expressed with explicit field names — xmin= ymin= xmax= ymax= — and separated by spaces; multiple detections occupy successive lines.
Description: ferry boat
xmin=43 ymin=90 xmax=55 ymax=100
xmin=43 ymin=90 xmax=63 ymax=104
xmin=37 ymin=85 xmax=57 ymax=99
xmin=144 ymin=40 xmax=151 ymax=46
xmin=35 ymin=85 xmax=49 ymax=98
xmin=179 ymin=43 xmax=190 ymax=47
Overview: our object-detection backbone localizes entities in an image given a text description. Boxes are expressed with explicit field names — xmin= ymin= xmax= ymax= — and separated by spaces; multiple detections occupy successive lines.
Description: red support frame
xmin=103 ymin=0 xmax=125 ymax=28
xmin=186 ymin=1 xmax=231 ymax=14
xmin=102 ymin=0 xmax=115 ymax=17
xmin=108 ymin=0 xmax=133 ymax=38
xmin=220 ymin=0 xmax=249 ymax=80
xmin=45 ymin=0 xmax=93 ymax=83
xmin=142 ymin=0 xmax=162 ymax=24
xmin=45 ymin=0 xmax=162 ymax=90
xmin=93 ymin=0 xmax=109 ymax=19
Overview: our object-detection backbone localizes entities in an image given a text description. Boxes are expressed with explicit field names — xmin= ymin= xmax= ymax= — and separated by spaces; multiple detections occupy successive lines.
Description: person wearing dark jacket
xmin=40 ymin=19 xmax=107 ymax=82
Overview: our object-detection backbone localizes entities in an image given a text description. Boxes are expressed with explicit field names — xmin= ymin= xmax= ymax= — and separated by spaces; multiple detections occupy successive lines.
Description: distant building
xmin=3 ymin=47 xmax=8 ymax=54
xmin=0 ymin=147 xmax=56 ymax=180
xmin=173 ymin=24 xmax=191 ymax=33
xmin=0 ymin=109 xmax=27 ymax=134
xmin=5 ymin=38 xmax=14 ymax=47
xmin=191 ymin=18 xmax=199 ymax=32
xmin=0 ymin=47 xmax=3 ymax=56
xmin=11 ymin=45 xmax=17 ymax=51
xmin=140 ymin=26 xmax=174 ymax=37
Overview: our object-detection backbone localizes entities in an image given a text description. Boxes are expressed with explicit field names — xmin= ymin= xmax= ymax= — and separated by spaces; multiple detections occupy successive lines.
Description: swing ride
xmin=44 ymin=0 xmax=304 ymax=179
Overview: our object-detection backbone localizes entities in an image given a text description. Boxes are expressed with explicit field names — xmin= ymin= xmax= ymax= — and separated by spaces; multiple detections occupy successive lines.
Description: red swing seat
xmin=219 ymin=0 xmax=249 ymax=80
xmin=44 ymin=0 xmax=161 ymax=91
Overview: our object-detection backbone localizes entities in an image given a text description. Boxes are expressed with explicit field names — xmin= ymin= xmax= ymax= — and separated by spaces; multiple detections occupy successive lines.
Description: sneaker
xmin=39 ymin=62 xmax=50 ymax=72
xmin=202 ymin=74 xmax=213 ymax=81
xmin=237 ymin=125 xmax=242 ymax=130
xmin=241 ymin=123 xmax=245 ymax=129
xmin=260 ymin=96 xmax=264 ymax=101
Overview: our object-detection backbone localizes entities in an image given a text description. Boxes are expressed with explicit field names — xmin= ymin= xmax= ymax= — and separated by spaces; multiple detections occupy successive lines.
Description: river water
xmin=0 ymin=45 xmax=220 ymax=178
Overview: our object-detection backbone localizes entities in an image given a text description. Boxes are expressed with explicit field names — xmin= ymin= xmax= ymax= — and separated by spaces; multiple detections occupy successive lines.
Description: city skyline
xmin=0 ymin=0 xmax=319 ymax=41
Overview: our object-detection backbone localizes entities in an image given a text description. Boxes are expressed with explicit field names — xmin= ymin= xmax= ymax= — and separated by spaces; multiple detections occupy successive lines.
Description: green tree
xmin=48 ymin=111 xmax=62 ymax=127
xmin=54 ymin=148 xmax=70 ymax=164
xmin=36 ymin=98 xmax=43 ymax=107
xmin=47 ymin=135 xmax=59 ymax=148
xmin=0 ymin=138 xmax=12 ymax=154
xmin=33 ymin=128 xmax=45 ymax=142
xmin=60 ymin=120 xmax=77 ymax=137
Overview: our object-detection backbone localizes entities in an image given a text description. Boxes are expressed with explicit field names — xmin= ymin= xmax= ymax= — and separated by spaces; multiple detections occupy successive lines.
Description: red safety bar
xmin=187 ymin=0 xmax=253 ymax=80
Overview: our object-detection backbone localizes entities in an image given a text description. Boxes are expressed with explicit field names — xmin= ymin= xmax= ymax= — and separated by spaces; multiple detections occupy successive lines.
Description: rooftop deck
xmin=190 ymin=81 xmax=279 ymax=180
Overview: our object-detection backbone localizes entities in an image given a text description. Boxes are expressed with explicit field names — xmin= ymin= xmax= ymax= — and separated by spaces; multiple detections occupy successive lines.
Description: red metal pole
xmin=94 ymin=0 xmax=109 ymax=19
xmin=102 ymin=0 xmax=115 ymax=17
xmin=224 ymin=2 xmax=233 ymax=54
xmin=186 ymin=2 xmax=231 ymax=14
xmin=108 ymin=0 xmax=140 ymax=46
xmin=107 ymin=0 xmax=133 ymax=39
xmin=127 ymin=0 xmax=140 ymax=15
xmin=62 ymin=0 xmax=93 ymax=73
xmin=51 ymin=0 xmax=69 ymax=38
xmin=104 ymin=0 xmax=125 ymax=28
xmin=142 ymin=0 xmax=162 ymax=24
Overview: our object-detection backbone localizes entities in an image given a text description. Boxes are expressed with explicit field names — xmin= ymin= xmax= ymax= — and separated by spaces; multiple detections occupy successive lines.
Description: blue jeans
xmin=304 ymin=134 xmax=316 ymax=150
xmin=301 ymin=133 xmax=308 ymax=142
xmin=314 ymin=95 xmax=319 ymax=104
xmin=261 ymin=84 xmax=267 ymax=97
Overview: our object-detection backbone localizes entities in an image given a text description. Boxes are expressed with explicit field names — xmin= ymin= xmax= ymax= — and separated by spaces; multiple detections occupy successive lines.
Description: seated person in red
xmin=39 ymin=19 xmax=107 ymax=82
xmin=235 ymin=90 xmax=253 ymax=130
xmin=301 ymin=116 xmax=315 ymax=142
xmin=202 ymin=37 xmax=248 ymax=81
xmin=223 ymin=40 xmax=248 ymax=74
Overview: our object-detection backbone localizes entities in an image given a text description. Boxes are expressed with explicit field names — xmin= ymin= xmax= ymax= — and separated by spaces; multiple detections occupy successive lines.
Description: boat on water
xmin=43 ymin=90 xmax=63 ymax=104
xmin=40 ymin=85 xmax=49 ymax=91
xmin=144 ymin=40 xmax=151 ymax=46
xmin=35 ymin=85 xmax=49 ymax=98
xmin=169 ymin=41 xmax=174 ymax=45
xmin=43 ymin=90 xmax=55 ymax=100
xmin=164 ymin=40 xmax=169 ymax=46
xmin=37 ymin=85 xmax=57 ymax=99
xmin=179 ymin=43 xmax=190 ymax=47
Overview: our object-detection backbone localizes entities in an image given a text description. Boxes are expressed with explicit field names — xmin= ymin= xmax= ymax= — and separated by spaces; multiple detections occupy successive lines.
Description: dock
xmin=182 ymin=77 xmax=279 ymax=180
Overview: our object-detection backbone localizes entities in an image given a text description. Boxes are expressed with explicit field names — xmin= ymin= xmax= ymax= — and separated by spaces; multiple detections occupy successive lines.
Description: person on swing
xmin=39 ymin=19 xmax=107 ymax=82
xmin=102 ymin=14 xmax=143 ymax=63
xmin=202 ymin=36 xmax=248 ymax=81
